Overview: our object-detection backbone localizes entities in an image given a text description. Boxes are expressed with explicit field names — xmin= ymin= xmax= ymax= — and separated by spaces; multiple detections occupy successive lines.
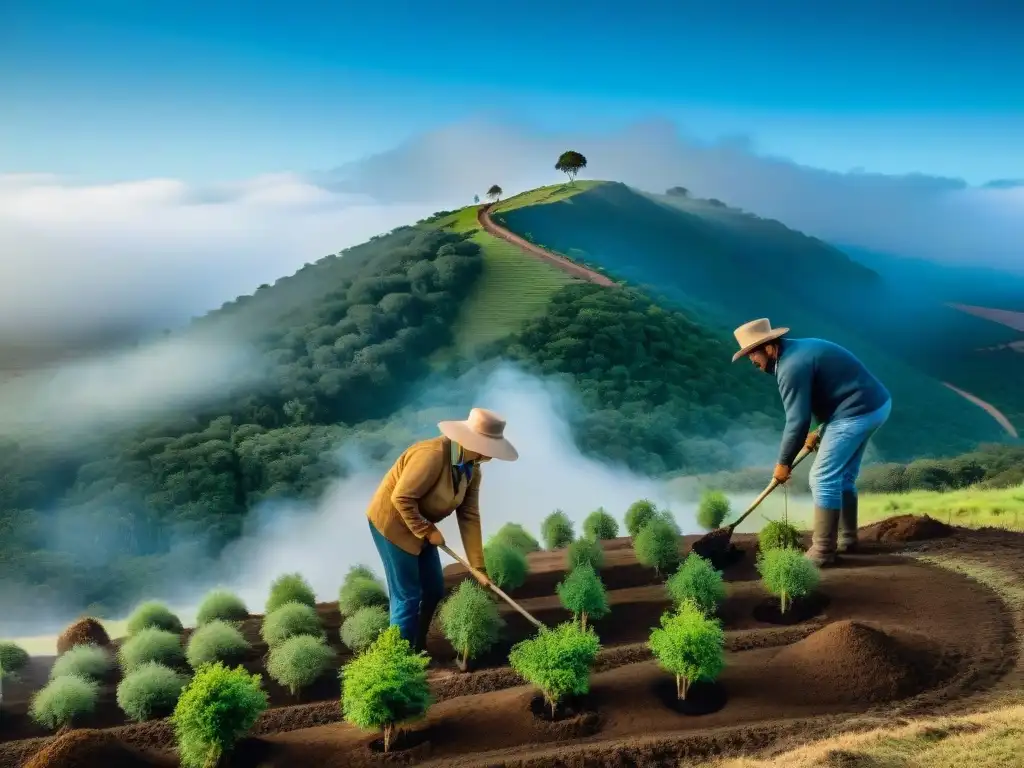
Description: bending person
xmin=731 ymin=319 xmax=892 ymax=566
xmin=365 ymin=407 xmax=519 ymax=651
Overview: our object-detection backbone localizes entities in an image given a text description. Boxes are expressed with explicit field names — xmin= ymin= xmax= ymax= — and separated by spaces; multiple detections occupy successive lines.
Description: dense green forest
xmin=0 ymin=187 xmax=1019 ymax=628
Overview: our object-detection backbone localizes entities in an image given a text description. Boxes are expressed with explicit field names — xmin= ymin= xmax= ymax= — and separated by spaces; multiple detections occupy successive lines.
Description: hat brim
xmin=731 ymin=328 xmax=790 ymax=362
xmin=438 ymin=420 xmax=519 ymax=461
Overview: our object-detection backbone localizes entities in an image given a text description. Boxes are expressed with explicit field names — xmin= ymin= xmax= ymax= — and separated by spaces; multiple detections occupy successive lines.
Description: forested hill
xmin=0 ymin=181 xmax=1015 ymax=626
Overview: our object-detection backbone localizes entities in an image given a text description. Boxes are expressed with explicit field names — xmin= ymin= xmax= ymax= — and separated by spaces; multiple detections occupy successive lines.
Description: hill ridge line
xmin=477 ymin=201 xmax=616 ymax=287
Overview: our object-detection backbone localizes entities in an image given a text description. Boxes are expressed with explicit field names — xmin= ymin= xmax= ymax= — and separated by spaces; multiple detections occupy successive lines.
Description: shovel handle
xmin=727 ymin=426 xmax=822 ymax=533
xmin=439 ymin=544 xmax=545 ymax=629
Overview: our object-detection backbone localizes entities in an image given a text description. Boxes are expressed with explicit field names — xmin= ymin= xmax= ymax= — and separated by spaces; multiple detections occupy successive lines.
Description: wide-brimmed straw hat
xmin=438 ymin=408 xmax=519 ymax=461
xmin=731 ymin=318 xmax=790 ymax=362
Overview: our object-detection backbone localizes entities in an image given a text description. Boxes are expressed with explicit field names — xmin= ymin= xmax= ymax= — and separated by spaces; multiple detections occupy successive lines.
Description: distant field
xmin=724 ymin=484 xmax=1024 ymax=534
xmin=431 ymin=198 xmax=579 ymax=356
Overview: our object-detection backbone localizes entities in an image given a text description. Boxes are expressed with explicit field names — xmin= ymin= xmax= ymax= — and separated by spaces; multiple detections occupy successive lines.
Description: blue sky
xmin=3 ymin=0 xmax=1022 ymax=184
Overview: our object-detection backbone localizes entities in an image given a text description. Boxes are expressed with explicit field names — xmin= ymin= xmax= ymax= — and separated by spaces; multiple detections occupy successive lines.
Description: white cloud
xmin=0 ymin=172 xmax=449 ymax=342
xmin=328 ymin=118 xmax=1024 ymax=274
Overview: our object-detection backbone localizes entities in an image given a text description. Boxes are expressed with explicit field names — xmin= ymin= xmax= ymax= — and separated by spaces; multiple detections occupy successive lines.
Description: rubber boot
xmin=838 ymin=490 xmax=859 ymax=554
xmin=805 ymin=506 xmax=840 ymax=567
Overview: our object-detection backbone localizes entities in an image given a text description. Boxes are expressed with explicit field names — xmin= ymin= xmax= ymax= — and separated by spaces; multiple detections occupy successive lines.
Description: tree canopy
xmin=555 ymin=151 xmax=587 ymax=183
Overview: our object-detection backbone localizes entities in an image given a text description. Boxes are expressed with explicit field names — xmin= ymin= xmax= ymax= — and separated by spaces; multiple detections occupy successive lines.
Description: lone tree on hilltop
xmin=473 ymin=194 xmax=480 ymax=204
xmin=555 ymin=150 xmax=587 ymax=184
xmin=487 ymin=185 xmax=503 ymax=202
xmin=666 ymin=186 xmax=689 ymax=197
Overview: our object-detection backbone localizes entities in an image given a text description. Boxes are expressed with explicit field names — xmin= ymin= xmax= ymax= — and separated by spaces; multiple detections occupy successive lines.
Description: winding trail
xmin=943 ymin=382 xmax=1019 ymax=438
xmin=478 ymin=203 xmax=616 ymax=286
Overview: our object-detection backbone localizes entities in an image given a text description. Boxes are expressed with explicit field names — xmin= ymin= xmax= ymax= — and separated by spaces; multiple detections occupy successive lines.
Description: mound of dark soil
xmin=56 ymin=618 xmax=110 ymax=655
xmin=768 ymin=620 xmax=940 ymax=704
xmin=861 ymin=514 xmax=952 ymax=543
xmin=24 ymin=730 xmax=164 ymax=768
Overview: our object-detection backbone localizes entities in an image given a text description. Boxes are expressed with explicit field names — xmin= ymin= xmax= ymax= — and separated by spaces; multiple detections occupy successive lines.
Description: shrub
xmin=648 ymin=602 xmax=725 ymax=700
xmin=29 ymin=674 xmax=99 ymax=730
xmin=56 ymin=618 xmax=110 ymax=655
xmin=118 ymin=627 xmax=185 ymax=673
xmin=758 ymin=520 xmax=803 ymax=553
xmin=195 ymin=589 xmax=249 ymax=626
xmin=260 ymin=602 xmax=323 ymax=648
xmin=186 ymin=620 xmax=251 ymax=670
xmin=757 ymin=548 xmax=821 ymax=614
xmin=338 ymin=575 xmax=389 ymax=616
xmin=341 ymin=625 xmax=432 ymax=754
xmin=340 ymin=605 xmax=390 ymax=654
xmin=658 ymin=509 xmax=682 ymax=535
xmin=566 ymin=536 xmax=604 ymax=570
xmin=556 ymin=564 xmax=609 ymax=629
xmin=344 ymin=564 xmax=377 ymax=583
xmin=125 ymin=601 xmax=183 ymax=637
xmin=171 ymin=662 xmax=268 ymax=768
xmin=483 ymin=541 xmax=529 ymax=591
xmin=666 ymin=554 xmax=726 ymax=616
xmin=633 ymin=516 xmax=680 ymax=576
xmin=265 ymin=572 xmax=317 ymax=614
xmin=49 ymin=644 xmax=115 ymax=682
xmin=0 ymin=641 xmax=29 ymax=679
xmin=583 ymin=508 xmax=619 ymax=540
xmin=490 ymin=522 xmax=540 ymax=554
xmin=541 ymin=509 xmax=575 ymax=549
xmin=625 ymin=499 xmax=658 ymax=538
xmin=438 ymin=581 xmax=505 ymax=667
xmin=696 ymin=490 xmax=731 ymax=531
xmin=116 ymin=661 xmax=187 ymax=721
xmin=509 ymin=621 xmax=600 ymax=718
xmin=267 ymin=635 xmax=333 ymax=696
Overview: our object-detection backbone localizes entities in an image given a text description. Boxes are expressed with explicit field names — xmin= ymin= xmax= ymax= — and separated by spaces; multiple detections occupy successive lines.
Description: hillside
xmin=0 ymin=179 xmax=1018 ymax=627
xmin=495 ymin=181 xmax=1021 ymax=442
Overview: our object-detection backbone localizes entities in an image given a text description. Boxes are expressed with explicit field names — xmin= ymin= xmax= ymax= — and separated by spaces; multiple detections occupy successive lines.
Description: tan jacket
xmin=366 ymin=436 xmax=485 ymax=570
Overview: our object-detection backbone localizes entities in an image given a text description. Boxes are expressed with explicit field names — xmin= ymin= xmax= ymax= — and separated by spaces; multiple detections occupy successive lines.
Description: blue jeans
xmin=368 ymin=520 xmax=445 ymax=649
xmin=809 ymin=398 xmax=892 ymax=510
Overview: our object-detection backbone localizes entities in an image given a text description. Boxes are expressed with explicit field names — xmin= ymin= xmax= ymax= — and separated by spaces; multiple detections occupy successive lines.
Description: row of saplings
xmin=4 ymin=570 xmax=403 ymax=768
xmin=0 ymin=497 xmax=818 ymax=761
xmin=338 ymin=499 xmax=822 ymax=752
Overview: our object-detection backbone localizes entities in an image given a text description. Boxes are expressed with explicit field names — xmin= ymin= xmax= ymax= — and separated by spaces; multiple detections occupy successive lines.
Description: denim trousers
xmin=809 ymin=398 xmax=892 ymax=510
xmin=368 ymin=520 xmax=445 ymax=648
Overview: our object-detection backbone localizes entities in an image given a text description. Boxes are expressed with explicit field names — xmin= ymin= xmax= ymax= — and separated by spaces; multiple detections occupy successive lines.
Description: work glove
xmin=426 ymin=527 xmax=445 ymax=547
xmin=804 ymin=431 xmax=822 ymax=452
xmin=773 ymin=463 xmax=792 ymax=484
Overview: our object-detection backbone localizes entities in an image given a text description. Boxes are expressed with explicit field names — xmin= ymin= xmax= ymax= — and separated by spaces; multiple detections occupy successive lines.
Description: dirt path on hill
xmin=942 ymin=381 xmax=1019 ymax=438
xmin=477 ymin=203 xmax=616 ymax=286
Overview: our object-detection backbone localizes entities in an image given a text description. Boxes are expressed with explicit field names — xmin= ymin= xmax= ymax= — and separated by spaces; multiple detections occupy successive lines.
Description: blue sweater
xmin=774 ymin=337 xmax=891 ymax=466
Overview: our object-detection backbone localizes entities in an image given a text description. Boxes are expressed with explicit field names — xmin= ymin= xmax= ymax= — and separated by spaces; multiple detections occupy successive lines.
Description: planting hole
xmin=528 ymin=694 xmax=588 ymax=723
xmin=753 ymin=592 xmax=830 ymax=625
xmin=652 ymin=678 xmax=728 ymax=716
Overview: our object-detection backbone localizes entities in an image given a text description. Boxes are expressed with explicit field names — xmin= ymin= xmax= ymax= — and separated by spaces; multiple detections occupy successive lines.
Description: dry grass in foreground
xmin=701 ymin=549 xmax=1024 ymax=767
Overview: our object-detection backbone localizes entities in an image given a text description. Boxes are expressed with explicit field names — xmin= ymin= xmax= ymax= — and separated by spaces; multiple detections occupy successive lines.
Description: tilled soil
xmin=2 ymin=525 xmax=1020 ymax=768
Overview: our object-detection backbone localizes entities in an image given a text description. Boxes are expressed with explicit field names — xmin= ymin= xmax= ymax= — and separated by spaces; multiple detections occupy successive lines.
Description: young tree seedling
xmin=757 ymin=519 xmax=803 ymax=553
xmin=633 ymin=515 xmax=680 ymax=576
xmin=541 ymin=509 xmax=575 ymax=549
xmin=556 ymin=563 xmax=610 ymax=630
xmin=648 ymin=601 xmax=725 ymax=700
xmin=341 ymin=625 xmax=431 ymax=754
xmin=666 ymin=553 xmax=726 ymax=616
xmin=756 ymin=547 xmax=821 ymax=614
xmin=509 ymin=621 xmax=600 ymax=719
xmin=438 ymin=580 xmax=506 ymax=670
xmin=583 ymin=507 xmax=619 ymax=540
xmin=566 ymin=537 xmax=604 ymax=570
xmin=490 ymin=522 xmax=540 ymax=554
xmin=696 ymin=490 xmax=731 ymax=531
xmin=484 ymin=541 xmax=529 ymax=591
xmin=625 ymin=499 xmax=658 ymax=538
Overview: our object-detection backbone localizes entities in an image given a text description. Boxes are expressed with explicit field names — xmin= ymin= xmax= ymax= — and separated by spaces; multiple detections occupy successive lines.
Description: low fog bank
xmin=0 ymin=331 xmax=269 ymax=450
xmin=206 ymin=365 xmax=683 ymax=608
xmin=3 ymin=363 xmax=782 ymax=638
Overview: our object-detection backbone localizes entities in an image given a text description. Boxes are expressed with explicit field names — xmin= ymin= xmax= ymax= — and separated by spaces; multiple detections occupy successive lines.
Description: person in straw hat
xmin=365 ymin=407 xmax=518 ymax=651
xmin=731 ymin=320 xmax=892 ymax=566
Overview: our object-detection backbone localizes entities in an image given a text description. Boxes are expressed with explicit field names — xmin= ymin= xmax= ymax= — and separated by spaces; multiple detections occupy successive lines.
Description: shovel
xmin=439 ymin=544 xmax=545 ymax=629
xmin=690 ymin=427 xmax=821 ymax=561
